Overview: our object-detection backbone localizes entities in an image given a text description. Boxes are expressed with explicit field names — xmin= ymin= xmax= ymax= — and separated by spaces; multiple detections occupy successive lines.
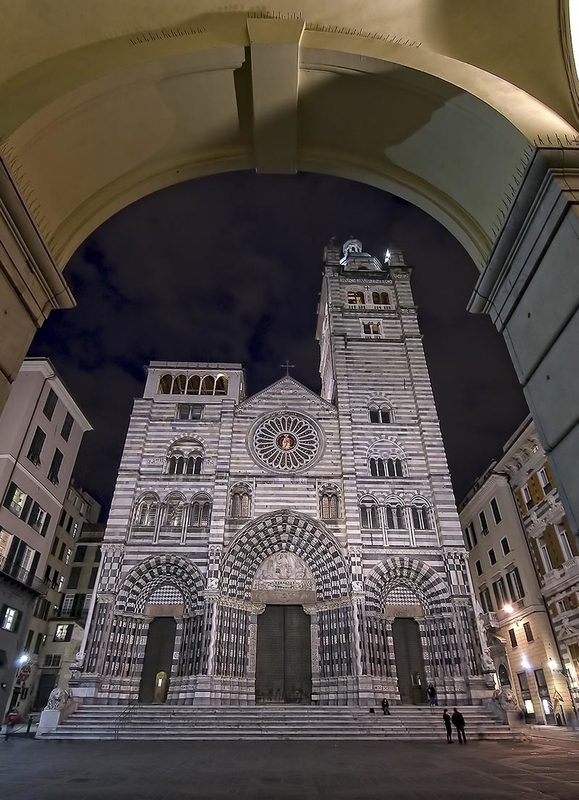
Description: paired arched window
xmin=372 ymin=291 xmax=390 ymax=306
xmin=158 ymin=373 xmax=228 ymax=396
xmin=360 ymin=498 xmax=380 ymax=529
xmin=369 ymin=405 xmax=392 ymax=424
xmin=347 ymin=291 xmax=365 ymax=305
xmin=370 ymin=457 xmax=404 ymax=477
xmin=164 ymin=494 xmax=185 ymax=527
xmin=411 ymin=504 xmax=432 ymax=530
xmin=190 ymin=495 xmax=212 ymax=529
xmin=135 ymin=493 xmax=159 ymax=528
xmin=167 ymin=455 xmax=202 ymax=475
xmin=385 ymin=504 xmax=406 ymax=530
xmin=320 ymin=490 xmax=339 ymax=520
xmin=231 ymin=486 xmax=251 ymax=518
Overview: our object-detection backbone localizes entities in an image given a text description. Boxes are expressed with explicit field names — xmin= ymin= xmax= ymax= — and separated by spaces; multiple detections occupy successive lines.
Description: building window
xmin=167 ymin=454 xmax=202 ymax=475
xmin=65 ymin=548 xmax=72 ymax=565
xmin=467 ymin=523 xmax=477 ymax=547
xmin=479 ymin=510 xmax=489 ymax=535
xmin=360 ymin=500 xmax=380 ymax=530
xmin=58 ymin=509 xmax=66 ymax=528
xmin=61 ymin=412 xmax=74 ymax=442
xmin=43 ymin=389 xmax=58 ymax=420
xmin=29 ymin=502 xmax=50 ymax=534
xmin=557 ymin=526 xmax=574 ymax=562
xmin=320 ymin=491 xmax=339 ymax=520
xmin=411 ymin=505 xmax=432 ymax=531
xmin=492 ymin=577 xmax=508 ymax=608
xmin=34 ymin=633 xmax=45 ymax=654
xmin=490 ymin=497 xmax=502 ymax=525
xmin=47 ymin=449 xmax=64 ymax=484
xmin=26 ymin=427 xmax=46 ymax=465
xmin=362 ymin=321 xmax=382 ymax=336
xmin=136 ymin=495 xmax=159 ymax=528
xmin=4 ymin=482 xmax=30 ymax=519
xmin=88 ymin=567 xmax=98 ymax=590
xmin=369 ymin=406 xmax=391 ymax=424
xmin=540 ymin=543 xmax=553 ymax=573
xmin=158 ymin=373 xmax=228 ymax=396
xmin=475 ymin=560 xmax=483 ymax=576
xmin=1 ymin=605 xmax=21 ymax=632
xmin=538 ymin=467 xmax=552 ymax=494
xmin=44 ymin=654 xmax=62 ymax=668
xmin=369 ymin=457 xmax=404 ymax=477
xmin=488 ymin=548 xmax=497 ymax=566
xmin=508 ymin=629 xmax=518 ymax=648
xmin=231 ymin=489 xmax=251 ymax=518
xmin=523 ymin=622 xmax=534 ymax=642
xmin=190 ymin=497 xmax=212 ymax=528
xmin=54 ymin=624 xmax=73 ymax=642
xmin=67 ymin=567 xmax=81 ymax=590
xmin=371 ymin=291 xmax=390 ymax=305
xmin=176 ymin=404 xmax=203 ymax=421
xmin=480 ymin=587 xmax=493 ymax=613
xmin=385 ymin=504 xmax=405 ymax=530
xmin=522 ymin=484 xmax=534 ymax=510
xmin=74 ymin=545 xmax=86 ymax=562
xmin=501 ymin=537 xmax=510 ymax=556
xmin=506 ymin=567 xmax=525 ymax=601
xmin=347 ymin=291 xmax=365 ymax=305
xmin=164 ymin=495 xmax=185 ymax=527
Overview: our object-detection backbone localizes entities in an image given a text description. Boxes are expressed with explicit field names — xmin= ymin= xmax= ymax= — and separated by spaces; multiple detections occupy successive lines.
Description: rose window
xmin=252 ymin=413 xmax=320 ymax=471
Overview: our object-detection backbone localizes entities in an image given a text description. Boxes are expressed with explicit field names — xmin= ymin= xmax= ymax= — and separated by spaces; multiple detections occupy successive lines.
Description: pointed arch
xmin=117 ymin=554 xmax=205 ymax=613
xmin=365 ymin=557 xmax=451 ymax=614
xmin=220 ymin=511 xmax=349 ymax=601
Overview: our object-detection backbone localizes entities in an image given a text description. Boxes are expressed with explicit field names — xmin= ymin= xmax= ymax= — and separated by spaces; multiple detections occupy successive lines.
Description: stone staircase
xmin=40 ymin=704 xmax=520 ymax=741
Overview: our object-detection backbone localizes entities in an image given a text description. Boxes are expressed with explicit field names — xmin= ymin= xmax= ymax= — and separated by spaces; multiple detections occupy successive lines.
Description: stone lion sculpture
xmin=45 ymin=686 xmax=72 ymax=711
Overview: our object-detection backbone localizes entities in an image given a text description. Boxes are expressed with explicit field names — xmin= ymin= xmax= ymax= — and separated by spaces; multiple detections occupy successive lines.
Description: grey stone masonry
xmin=74 ymin=241 xmax=489 ymax=708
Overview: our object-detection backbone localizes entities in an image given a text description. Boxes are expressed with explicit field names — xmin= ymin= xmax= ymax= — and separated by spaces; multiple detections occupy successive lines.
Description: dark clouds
xmin=29 ymin=171 xmax=528 ymax=514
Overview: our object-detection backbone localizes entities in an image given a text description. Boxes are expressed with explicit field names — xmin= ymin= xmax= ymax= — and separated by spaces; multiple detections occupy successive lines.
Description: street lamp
xmin=503 ymin=604 xmax=514 ymax=614
xmin=16 ymin=654 xmax=29 ymax=666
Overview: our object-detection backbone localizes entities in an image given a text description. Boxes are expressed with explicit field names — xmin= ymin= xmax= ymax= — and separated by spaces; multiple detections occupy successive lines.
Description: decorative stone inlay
xmin=251 ymin=412 xmax=320 ymax=471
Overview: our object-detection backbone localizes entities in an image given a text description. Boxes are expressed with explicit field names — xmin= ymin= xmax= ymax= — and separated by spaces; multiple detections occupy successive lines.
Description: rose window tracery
xmin=252 ymin=413 xmax=320 ymax=471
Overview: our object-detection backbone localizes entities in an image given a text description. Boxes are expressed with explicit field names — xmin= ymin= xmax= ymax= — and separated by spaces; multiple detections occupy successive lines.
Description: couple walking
xmin=443 ymin=708 xmax=466 ymax=744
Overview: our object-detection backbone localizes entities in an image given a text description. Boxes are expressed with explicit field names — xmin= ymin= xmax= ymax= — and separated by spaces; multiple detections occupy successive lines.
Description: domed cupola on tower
xmin=339 ymin=237 xmax=384 ymax=271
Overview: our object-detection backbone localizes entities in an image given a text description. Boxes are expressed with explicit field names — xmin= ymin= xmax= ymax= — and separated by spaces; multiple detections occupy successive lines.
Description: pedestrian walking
xmin=443 ymin=708 xmax=453 ymax=743
xmin=451 ymin=707 xmax=466 ymax=744
xmin=381 ymin=698 xmax=390 ymax=716
xmin=427 ymin=683 xmax=437 ymax=712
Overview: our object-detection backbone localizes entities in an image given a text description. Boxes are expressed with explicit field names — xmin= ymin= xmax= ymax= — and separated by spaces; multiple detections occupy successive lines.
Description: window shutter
xmin=41 ymin=512 xmax=51 ymax=537
xmin=21 ymin=495 xmax=33 ymax=522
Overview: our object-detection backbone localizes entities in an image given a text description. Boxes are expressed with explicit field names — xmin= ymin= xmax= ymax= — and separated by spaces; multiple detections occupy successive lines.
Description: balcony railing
xmin=542 ymin=556 xmax=579 ymax=589
xmin=0 ymin=555 xmax=49 ymax=595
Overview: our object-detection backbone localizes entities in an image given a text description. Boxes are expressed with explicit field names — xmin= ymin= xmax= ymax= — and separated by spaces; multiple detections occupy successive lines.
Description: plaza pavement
xmin=1 ymin=736 xmax=578 ymax=800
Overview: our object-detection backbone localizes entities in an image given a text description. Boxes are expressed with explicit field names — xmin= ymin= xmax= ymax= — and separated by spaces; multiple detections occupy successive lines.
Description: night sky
xmin=28 ymin=171 xmax=529 ymax=517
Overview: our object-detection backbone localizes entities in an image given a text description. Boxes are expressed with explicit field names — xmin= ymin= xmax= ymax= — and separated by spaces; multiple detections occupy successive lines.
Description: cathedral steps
xmin=41 ymin=705 xmax=521 ymax=741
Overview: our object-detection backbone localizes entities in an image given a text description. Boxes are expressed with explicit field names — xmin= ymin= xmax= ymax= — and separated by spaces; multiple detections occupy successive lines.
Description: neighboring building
xmin=0 ymin=359 xmax=92 ymax=718
xmin=31 ymin=496 xmax=101 ymax=709
xmin=74 ymin=238 xmax=486 ymax=709
xmin=459 ymin=418 xmax=579 ymax=725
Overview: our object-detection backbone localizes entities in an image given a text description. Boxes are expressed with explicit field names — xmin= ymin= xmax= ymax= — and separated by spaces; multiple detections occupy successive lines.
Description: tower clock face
xmin=251 ymin=413 xmax=321 ymax=471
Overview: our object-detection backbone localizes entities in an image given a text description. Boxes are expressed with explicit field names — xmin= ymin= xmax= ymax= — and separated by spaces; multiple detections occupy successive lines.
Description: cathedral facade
xmin=75 ymin=239 xmax=488 ymax=707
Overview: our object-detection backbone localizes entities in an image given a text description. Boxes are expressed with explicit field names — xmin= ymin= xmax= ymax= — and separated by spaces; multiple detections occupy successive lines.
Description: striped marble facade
xmin=75 ymin=239 xmax=489 ymax=707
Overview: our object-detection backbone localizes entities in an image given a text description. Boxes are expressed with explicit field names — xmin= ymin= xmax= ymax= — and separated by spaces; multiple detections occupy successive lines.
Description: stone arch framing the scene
xmin=116 ymin=553 xmax=205 ymax=614
xmin=365 ymin=556 xmax=451 ymax=614
xmin=221 ymin=510 xmax=349 ymax=601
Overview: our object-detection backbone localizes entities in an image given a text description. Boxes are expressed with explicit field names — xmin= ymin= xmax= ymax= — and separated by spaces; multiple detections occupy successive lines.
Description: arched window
xmin=411 ymin=504 xmax=432 ymax=530
xmin=498 ymin=664 xmax=511 ymax=687
xmin=215 ymin=375 xmax=228 ymax=395
xmin=158 ymin=374 xmax=173 ymax=394
xmin=135 ymin=494 xmax=159 ymax=527
xmin=173 ymin=374 xmax=186 ymax=394
xmin=167 ymin=454 xmax=186 ymax=475
xmin=231 ymin=487 xmax=251 ymax=518
xmin=190 ymin=496 xmax=212 ymax=528
xmin=164 ymin=494 xmax=185 ymax=527
xmin=369 ymin=405 xmax=391 ymax=424
xmin=385 ymin=458 xmax=403 ymax=477
xmin=187 ymin=375 xmax=201 ymax=395
xmin=385 ymin=504 xmax=406 ymax=530
xmin=347 ymin=291 xmax=365 ymax=305
xmin=185 ymin=455 xmax=202 ymax=475
xmin=320 ymin=490 xmax=339 ymax=520
xmin=372 ymin=291 xmax=390 ymax=305
xmin=360 ymin=499 xmax=380 ymax=529
xmin=200 ymin=376 xmax=215 ymax=395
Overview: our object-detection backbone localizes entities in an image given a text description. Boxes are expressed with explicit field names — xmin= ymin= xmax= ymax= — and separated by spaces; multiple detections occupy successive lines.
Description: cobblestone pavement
xmin=1 ymin=737 xmax=578 ymax=800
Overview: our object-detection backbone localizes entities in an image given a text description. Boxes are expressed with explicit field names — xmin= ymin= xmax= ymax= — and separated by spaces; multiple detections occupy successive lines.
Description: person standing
xmin=452 ymin=707 xmax=467 ymax=744
xmin=427 ymin=683 xmax=437 ymax=712
xmin=381 ymin=698 xmax=390 ymax=716
xmin=443 ymin=708 xmax=453 ymax=743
